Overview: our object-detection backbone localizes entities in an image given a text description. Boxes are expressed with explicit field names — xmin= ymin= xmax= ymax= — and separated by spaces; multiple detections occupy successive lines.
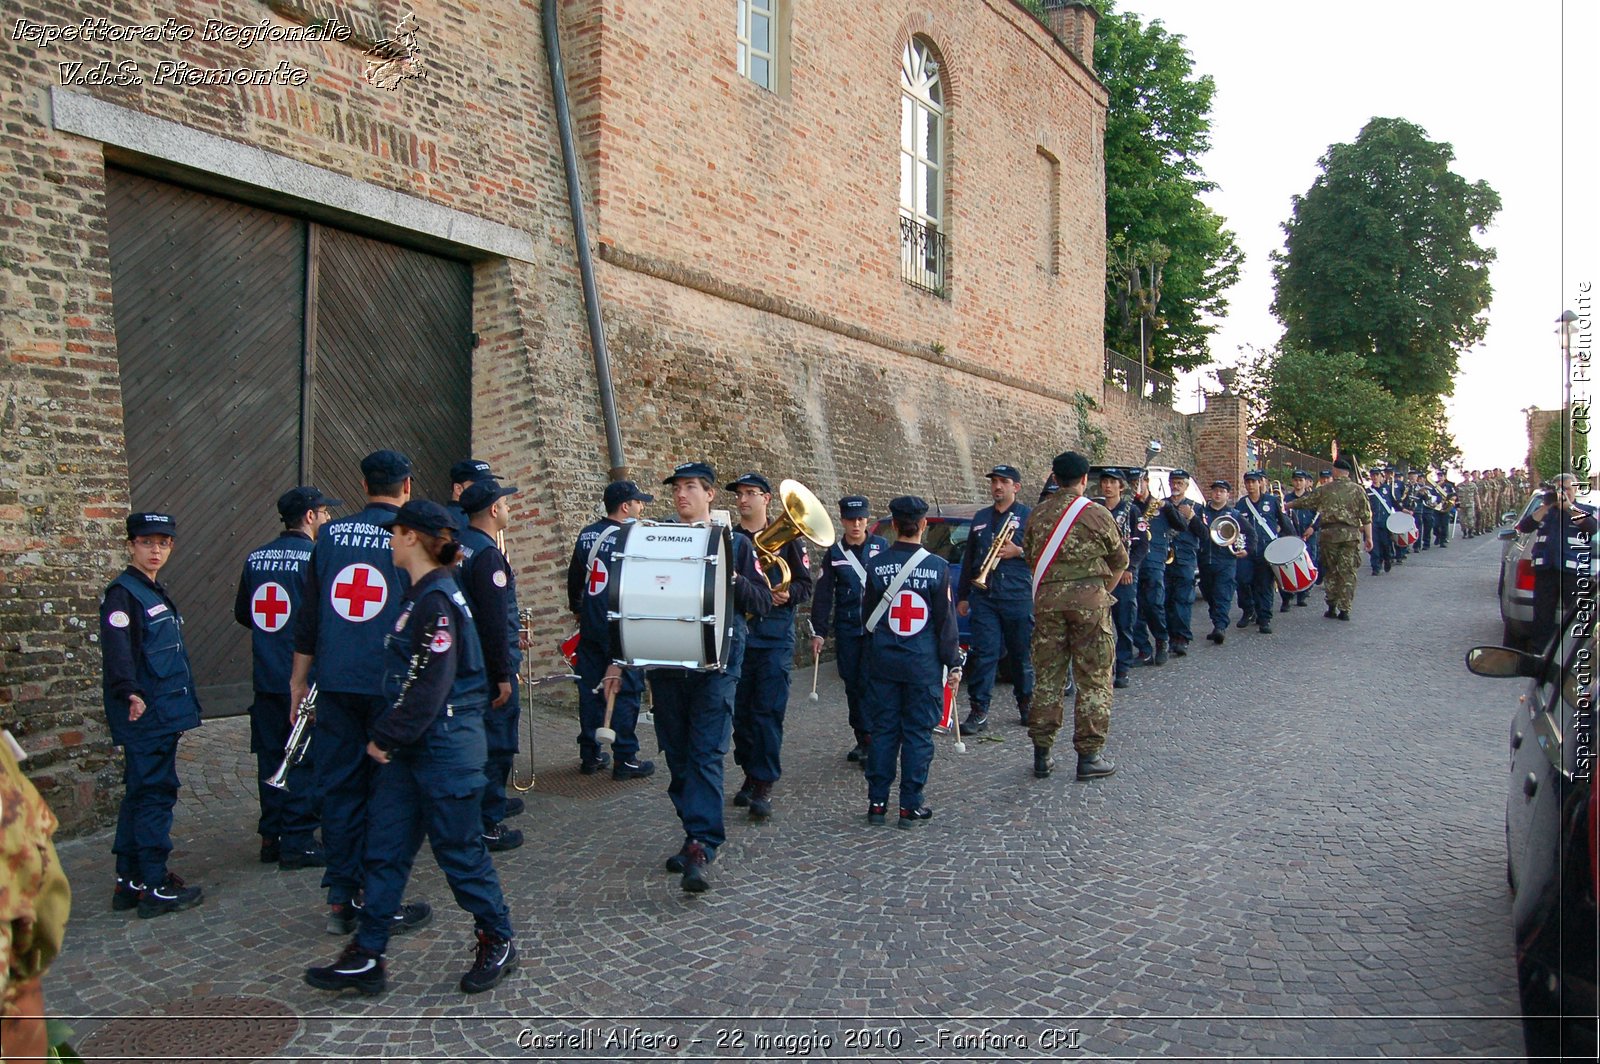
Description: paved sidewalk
xmin=48 ymin=533 xmax=1524 ymax=1062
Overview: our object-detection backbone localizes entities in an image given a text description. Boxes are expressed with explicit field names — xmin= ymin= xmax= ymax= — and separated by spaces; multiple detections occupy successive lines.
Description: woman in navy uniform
xmin=305 ymin=500 xmax=516 ymax=996
xmin=861 ymin=496 xmax=963 ymax=827
xmin=100 ymin=512 xmax=204 ymax=918
xmin=809 ymin=495 xmax=889 ymax=765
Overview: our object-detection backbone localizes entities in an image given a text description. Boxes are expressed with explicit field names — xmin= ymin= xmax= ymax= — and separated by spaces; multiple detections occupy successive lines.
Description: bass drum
xmin=607 ymin=521 xmax=732 ymax=670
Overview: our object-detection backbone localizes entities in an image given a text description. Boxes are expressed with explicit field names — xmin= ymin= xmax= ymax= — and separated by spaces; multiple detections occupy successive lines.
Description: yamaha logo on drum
xmin=645 ymin=534 xmax=694 ymax=542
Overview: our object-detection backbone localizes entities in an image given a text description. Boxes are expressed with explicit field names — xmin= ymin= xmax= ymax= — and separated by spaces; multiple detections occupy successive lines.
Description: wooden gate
xmin=106 ymin=169 xmax=473 ymax=714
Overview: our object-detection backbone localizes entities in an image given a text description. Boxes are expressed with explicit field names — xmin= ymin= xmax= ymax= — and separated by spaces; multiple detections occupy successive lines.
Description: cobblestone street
xmin=49 ymin=532 xmax=1525 ymax=1062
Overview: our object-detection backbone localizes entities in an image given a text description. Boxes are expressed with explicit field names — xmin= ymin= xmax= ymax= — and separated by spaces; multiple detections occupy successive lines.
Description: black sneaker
xmin=306 ymin=941 xmax=386 ymax=996
xmin=1171 ymin=640 xmax=1188 ymax=657
xmin=1236 ymin=615 xmax=1254 ymax=629
xmin=579 ymin=752 xmax=611 ymax=775
xmin=327 ymin=901 xmax=361 ymax=936
xmin=680 ymin=841 xmax=710 ymax=893
xmin=1113 ymin=674 xmax=1130 ymax=689
xmin=1151 ymin=645 xmax=1168 ymax=666
xmin=846 ymin=743 xmax=868 ymax=763
xmin=612 ymin=758 xmax=656 ymax=780
xmin=260 ymin=837 xmax=280 ymax=864
xmin=731 ymin=776 xmax=753 ymax=807
xmin=137 ymin=874 xmax=203 ymax=919
xmin=112 ymin=876 xmax=146 ymax=912
xmin=1206 ymin=629 xmax=1224 ymax=644
xmin=502 ymin=797 xmax=526 ymax=818
xmin=664 ymin=843 xmax=690 ymax=874
xmin=461 ymin=931 xmax=518 ymax=993
xmin=960 ymin=710 xmax=989 ymax=734
xmin=897 ymin=806 xmax=933 ymax=829
xmin=1257 ymin=624 xmax=1272 ymax=635
xmin=867 ymin=802 xmax=887 ymax=826
xmin=390 ymin=902 xmax=433 ymax=935
xmin=483 ymin=824 xmax=524 ymax=852
xmin=279 ymin=847 xmax=326 ymax=871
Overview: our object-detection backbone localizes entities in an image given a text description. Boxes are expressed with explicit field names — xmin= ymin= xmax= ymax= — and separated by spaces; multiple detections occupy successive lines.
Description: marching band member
xmin=809 ymin=495 xmax=889 ymax=765
xmin=728 ymin=473 xmax=813 ymax=821
xmin=1285 ymin=458 xmax=1372 ymax=620
xmin=602 ymin=462 xmax=772 ymax=893
xmin=234 ymin=487 xmax=336 ymax=871
xmin=1026 ymin=452 xmax=1128 ymax=781
xmin=305 ymin=500 xmax=516 ymax=996
xmin=1095 ymin=468 xmax=1145 ymax=689
xmin=101 ymin=511 xmax=204 ymax=918
xmin=1279 ymin=470 xmax=1318 ymax=610
xmin=1198 ymin=481 xmax=1246 ymax=644
xmin=1132 ymin=471 xmax=1171 ymax=665
xmin=1234 ymin=472 xmax=1283 ymax=635
xmin=457 ymin=479 xmax=529 ymax=852
xmin=860 ymin=496 xmax=963 ymax=824
xmin=566 ymin=481 xmax=656 ymax=779
xmin=1160 ymin=470 xmax=1206 ymax=656
xmin=957 ymin=465 xmax=1036 ymax=730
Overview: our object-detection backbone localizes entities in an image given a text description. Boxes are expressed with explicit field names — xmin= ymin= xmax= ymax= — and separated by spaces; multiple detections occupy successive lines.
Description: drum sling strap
xmin=865 ymin=548 xmax=931 ymax=633
xmin=1240 ymin=497 xmax=1277 ymax=543
xmin=840 ymin=545 xmax=868 ymax=588
xmin=587 ymin=524 xmax=621 ymax=576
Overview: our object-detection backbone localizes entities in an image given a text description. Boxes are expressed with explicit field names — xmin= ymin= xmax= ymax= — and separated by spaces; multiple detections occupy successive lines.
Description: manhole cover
xmin=525 ymin=761 xmax=653 ymax=799
xmin=77 ymin=994 xmax=298 ymax=1063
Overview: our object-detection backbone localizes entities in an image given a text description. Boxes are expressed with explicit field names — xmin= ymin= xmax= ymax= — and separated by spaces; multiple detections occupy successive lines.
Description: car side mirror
xmin=1497 ymin=529 xmax=1517 ymax=541
xmin=1502 ymin=511 xmax=1517 ymax=523
xmin=1465 ymin=645 xmax=1540 ymax=679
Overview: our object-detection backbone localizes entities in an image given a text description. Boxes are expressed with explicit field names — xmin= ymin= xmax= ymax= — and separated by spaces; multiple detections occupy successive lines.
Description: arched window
xmin=900 ymin=37 xmax=947 ymax=293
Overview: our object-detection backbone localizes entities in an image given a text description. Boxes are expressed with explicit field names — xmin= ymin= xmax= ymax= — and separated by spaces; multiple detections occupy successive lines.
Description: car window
xmin=1519 ymin=493 xmax=1543 ymax=524
xmin=922 ymin=521 xmax=970 ymax=564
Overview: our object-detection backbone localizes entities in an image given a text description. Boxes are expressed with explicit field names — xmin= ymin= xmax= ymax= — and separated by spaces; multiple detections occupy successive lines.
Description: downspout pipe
xmin=544 ymin=0 xmax=627 ymax=480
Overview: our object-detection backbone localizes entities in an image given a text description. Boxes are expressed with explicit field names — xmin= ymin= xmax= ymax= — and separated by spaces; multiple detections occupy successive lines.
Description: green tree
xmin=1531 ymin=411 xmax=1590 ymax=484
xmin=1271 ymin=117 xmax=1501 ymax=400
xmin=1096 ymin=3 xmax=1243 ymax=374
xmin=1248 ymin=345 xmax=1397 ymax=457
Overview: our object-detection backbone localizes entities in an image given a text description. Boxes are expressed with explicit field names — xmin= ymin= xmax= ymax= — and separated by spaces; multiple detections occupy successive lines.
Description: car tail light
xmin=1515 ymin=559 xmax=1536 ymax=592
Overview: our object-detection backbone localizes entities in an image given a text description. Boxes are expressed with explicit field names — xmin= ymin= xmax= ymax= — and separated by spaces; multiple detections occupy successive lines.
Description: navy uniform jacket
xmin=294 ymin=502 xmax=409 ymax=696
xmin=1162 ymin=498 xmax=1207 ymax=567
xmin=811 ymin=535 xmax=890 ymax=639
xmin=100 ymin=568 xmax=203 ymax=747
xmin=233 ymin=530 xmax=314 ymax=695
xmin=1367 ymin=485 xmax=1396 ymax=527
xmin=1104 ymin=498 xmax=1149 ymax=571
xmin=734 ymin=528 xmax=813 ymax=649
xmin=1234 ymin=493 xmax=1283 ymax=558
xmin=1281 ymin=492 xmax=1318 ymax=539
xmin=372 ymin=568 xmax=488 ymax=752
xmin=458 ymin=526 xmax=521 ymax=686
xmin=1199 ymin=504 xmax=1244 ymax=568
xmin=862 ymin=540 xmax=962 ymax=676
xmin=1517 ymin=502 xmax=1598 ymax=573
xmin=567 ymin=517 xmax=629 ymax=646
xmin=956 ymin=502 xmax=1033 ymax=604
xmin=1138 ymin=494 xmax=1170 ymax=570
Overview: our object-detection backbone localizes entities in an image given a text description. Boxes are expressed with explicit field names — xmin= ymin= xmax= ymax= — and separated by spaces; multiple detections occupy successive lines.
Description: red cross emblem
xmin=251 ymin=581 xmax=291 ymax=632
xmin=331 ymin=563 xmax=389 ymax=622
xmin=586 ymin=559 xmax=609 ymax=596
xmin=888 ymin=590 xmax=928 ymax=636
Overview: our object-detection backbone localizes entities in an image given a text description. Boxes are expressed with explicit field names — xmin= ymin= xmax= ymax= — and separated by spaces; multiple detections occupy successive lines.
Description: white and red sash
xmin=1031 ymin=496 xmax=1094 ymax=598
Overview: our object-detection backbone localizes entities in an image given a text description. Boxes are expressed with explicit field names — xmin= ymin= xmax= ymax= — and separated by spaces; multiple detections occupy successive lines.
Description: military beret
xmin=986 ymin=464 xmax=1023 ymax=483
xmin=665 ymin=461 xmax=716 ymax=484
xmin=126 ymin=511 xmax=176 ymax=538
xmin=1052 ymin=451 xmax=1090 ymax=482
xmin=888 ymin=495 xmax=929 ymax=520
xmin=461 ymin=480 xmax=519 ymax=515
xmin=1333 ymin=457 xmax=1355 ymax=473
xmin=449 ymin=458 xmax=495 ymax=485
xmin=361 ymin=449 xmax=413 ymax=483
xmin=838 ymin=495 xmax=871 ymax=519
xmin=726 ymin=472 xmax=773 ymax=493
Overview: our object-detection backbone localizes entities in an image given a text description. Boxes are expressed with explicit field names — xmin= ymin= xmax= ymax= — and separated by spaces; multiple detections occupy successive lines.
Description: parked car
xmin=872 ymin=503 xmax=984 ymax=649
xmin=1145 ymin=466 xmax=1208 ymax=507
xmin=1466 ymin=619 xmax=1598 ymax=1061
xmin=1498 ymin=491 xmax=1546 ymax=649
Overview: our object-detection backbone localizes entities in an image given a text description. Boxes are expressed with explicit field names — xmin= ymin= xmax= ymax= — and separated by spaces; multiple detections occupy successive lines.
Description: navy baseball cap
xmin=460 ymin=480 xmax=519 ymax=515
xmin=603 ymin=480 xmax=655 ymax=511
xmin=377 ymin=499 xmax=457 ymax=536
xmin=360 ymin=449 xmax=412 ymax=483
xmin=986 ymin=464 xmax=1023 ymax=482
xmin=664 ymin=461 xmax=716 ymax=484
xmin=1243 ymin=470 xmax=1265 ymax=482
xmin=449 ymin=459 xmax=495 ymax=485
xmin=1209 ymin=480 xmax=1231 ymax=491
xmin=1292 ymin=469 xmax=1311 ymax=479
xmin=126 ymin=511 xmax=176 ymax=538
xmin=277 ymin=486 xmax=343 ymax=521
xmin=888 ymin=495 xmax=929 ymax=519
xmin=1053 ymin=451 xmax=1090 ymax=482
xmin=1320 ymin=469 xmax=1333 ymax=477
xmin=838 ymin=495 xmax=871 ymax=519
xmin=726 ymin=472 xmax=773 ymax=493
xmin=1169 ymin=468 xmax=1192 ymax=481
xmin=1092 ymin=466 xmax=1126 ymax=484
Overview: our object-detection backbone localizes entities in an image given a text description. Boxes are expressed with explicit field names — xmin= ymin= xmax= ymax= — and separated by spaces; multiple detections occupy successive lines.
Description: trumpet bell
xmin=753 ymin=479 xmax=836 ymax=592
xmin=1209 ymin=515 xmax=1240 ymax=548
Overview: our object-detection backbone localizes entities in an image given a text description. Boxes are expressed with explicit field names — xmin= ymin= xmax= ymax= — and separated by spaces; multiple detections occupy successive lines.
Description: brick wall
xmin=1191 ymin=393 xmax=1249 ymax=491
xmin=0 ymin=0 xmax=1111 ymax=833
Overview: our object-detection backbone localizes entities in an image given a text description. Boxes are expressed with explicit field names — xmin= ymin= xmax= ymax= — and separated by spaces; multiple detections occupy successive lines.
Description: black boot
xmin=680 ymin=841 xmax=710 ymax=893
xmin=732 ymin=776 xmax=753 ymax=807
xmin=460 ymin=931 xmax=518 ymax=994
xmin=1076 ymin=752 xmax=1117 ymax=780
xmin=1016 ymin=693 xmax=1033 ymax=726
xmin=1337 ymin=610 xmax=1350 ymax=621
xmin=1033 ymin=746 xmax=1053 ymax=779
xmin=960 ymin=707 xmax=989 ymax=734
xmin=897 ymin=806 xmax=933 ymax=829
xmin=1151 ymin=643 xmax=1168 ymax=666
xmin=748 ymin=780 xmax=774 ymax=820
xmin=866 ymin=802 xmax=887 ymax=826
xmin=306 ymin=942 xmax=386 ymax=996
xmin=1324 ymin=605 xmax=1337 ymax=618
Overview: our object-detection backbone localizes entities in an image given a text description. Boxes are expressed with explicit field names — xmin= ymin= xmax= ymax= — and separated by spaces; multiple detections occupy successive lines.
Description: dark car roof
xmin=871 ymin=502 xmax=988 ymax=524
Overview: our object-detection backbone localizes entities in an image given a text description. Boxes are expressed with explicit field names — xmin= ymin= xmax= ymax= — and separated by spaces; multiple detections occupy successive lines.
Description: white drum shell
xmin=609 ymin=522 xmax=732 ymax=670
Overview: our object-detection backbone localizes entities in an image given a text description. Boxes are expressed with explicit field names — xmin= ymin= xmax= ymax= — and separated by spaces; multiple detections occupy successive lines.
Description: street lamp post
xmin=1558 ymin=309 xmax=1579 ymax=479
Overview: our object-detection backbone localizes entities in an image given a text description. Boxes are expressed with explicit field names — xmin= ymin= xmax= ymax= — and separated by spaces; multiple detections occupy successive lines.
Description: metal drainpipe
xmin=544 ymin=0 xmax=627 ymax=480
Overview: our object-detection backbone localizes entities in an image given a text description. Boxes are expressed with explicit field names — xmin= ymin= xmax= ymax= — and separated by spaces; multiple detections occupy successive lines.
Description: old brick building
xmin=0 ymin=0 xmax=1172 ymax=829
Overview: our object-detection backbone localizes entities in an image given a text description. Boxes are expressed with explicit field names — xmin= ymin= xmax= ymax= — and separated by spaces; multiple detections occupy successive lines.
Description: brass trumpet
xmin=753 ymin=479 xmax=836 ymax=593
xmin=266 ymin=683 xmax=317 ymax=792
xmin=972 ymin=511 xmax=1020 ymax=591
xmin=1209 ymin=514 xmax=1241 ymax=550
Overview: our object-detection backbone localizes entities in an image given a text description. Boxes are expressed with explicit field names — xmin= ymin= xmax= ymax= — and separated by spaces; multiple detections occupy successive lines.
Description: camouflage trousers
xmin=1320 ymin=539 xmax=1362 ymax=612
xmin=1027 ymin=606 xmax=1114 ymax=755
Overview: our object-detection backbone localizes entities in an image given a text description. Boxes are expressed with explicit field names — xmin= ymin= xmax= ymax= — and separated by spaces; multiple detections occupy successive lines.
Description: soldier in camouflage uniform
xmin=1457 ymin=471 xmax=1477 ymax=539
xmin=1024 ymin=451 xmax=1129 ymax=782
xmin=1284 ymin=457 xmax=1372 ymax=620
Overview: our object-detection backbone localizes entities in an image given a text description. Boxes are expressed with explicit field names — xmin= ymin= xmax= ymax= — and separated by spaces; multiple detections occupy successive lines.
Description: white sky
xmin=1122 ymin=0 xmax=1598 ymax=471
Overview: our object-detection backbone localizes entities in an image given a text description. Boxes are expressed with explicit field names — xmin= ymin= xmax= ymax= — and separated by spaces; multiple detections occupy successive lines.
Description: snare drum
xmin=1263 ymin=535 xmax=1318 ymax=594
xmin=1386 ymin=511 xmax=1418 ymax=546
xmin=608 ymin=521 xmax=732 ymax=670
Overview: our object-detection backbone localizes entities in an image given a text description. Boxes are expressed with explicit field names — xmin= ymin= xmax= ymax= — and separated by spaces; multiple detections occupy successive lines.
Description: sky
xmin=1118 ymin=0 xmax=1598 ymax=472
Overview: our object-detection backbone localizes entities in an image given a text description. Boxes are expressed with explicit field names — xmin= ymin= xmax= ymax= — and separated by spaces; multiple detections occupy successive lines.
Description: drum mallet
xmin=948 ymin=670 xmax=966 ymax=753
xmin=809 ymin=648 xmax=821 ymax=701
xmin=594 ymin=686 xmax=618 ymax=746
